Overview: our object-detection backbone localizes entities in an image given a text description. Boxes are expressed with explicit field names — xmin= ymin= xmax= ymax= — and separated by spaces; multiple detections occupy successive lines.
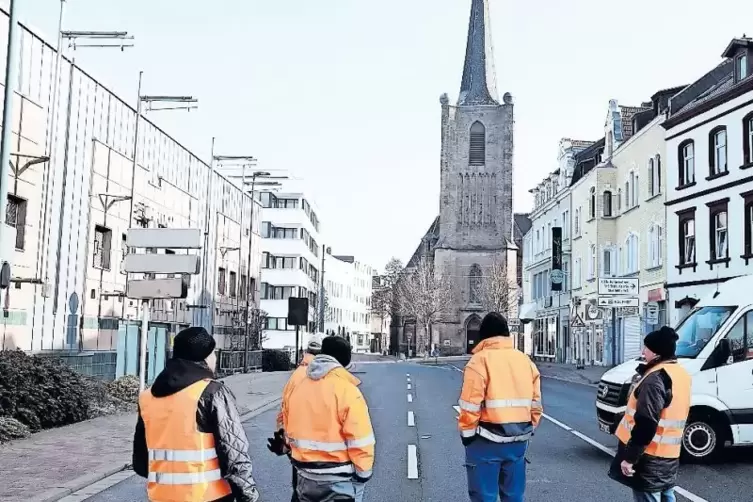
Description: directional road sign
xmin=598 ymin=297 xmax=639 ymax=308
xmin=127 ymin=277 xmax=189 ymax=299
xmin=126 ymin=228 xmax=202 ymax=249
xmin=124 ymin=254 xmax=200 ymax=274
xmin=598 ymin=277 xmax=639 ymax=296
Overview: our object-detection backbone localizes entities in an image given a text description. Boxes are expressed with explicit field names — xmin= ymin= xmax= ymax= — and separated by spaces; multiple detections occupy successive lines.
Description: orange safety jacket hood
xmin=306 ymin=354 xmax=361 ymax=385
xmin=458 ymin=336 xmax=543 ymax=444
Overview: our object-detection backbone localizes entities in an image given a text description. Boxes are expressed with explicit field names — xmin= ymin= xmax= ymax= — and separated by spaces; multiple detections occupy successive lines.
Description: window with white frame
xmin=648 ymin=224 xmax=663 ymax=268
xmin=710 ymin=127 xmax=727 ymax=176
xmin=632 ymin=174 xmax=639 ymax=207
xmin=588 ymin=244 xmax=596 ymax=280
xmin=679 ymin=140 xmax=695 ymax=186
xmin=648 ymin=158 xmax=655 ymax=197
xmin=573 ymin=257 xmax=582 ymax=288
xmin=616 ymin=188 xmax=622 ymax=213
xmin=709 ymin=201 xmax=728 ymax=261
xmin=625 ymin=234 xmax=639 ymax=274
xmin=589 ymin=187 xmax=596 ymax=219
xmin=562 ymin=210 xmax=569 ymax=239
xmin=547 ymin=222 xmax=552 ymax=250
xmin=602 ymin=247 xmax=615 ymax=277
xmin=744 ymin=113 xmax=753 ymax=165
xmin=680 ymin=215 xmax=696 ymax=265
xmin=654 ymin=155 xmax=661 ymax=194
xmin=574 ymin=208 xmax=581 ymax=236
xmin=602 ymin=191 xmax=613 ymax=217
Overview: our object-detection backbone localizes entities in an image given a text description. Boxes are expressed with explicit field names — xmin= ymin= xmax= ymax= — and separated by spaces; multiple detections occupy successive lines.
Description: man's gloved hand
xmin=267 ymin=429 xmax=289 ymax=456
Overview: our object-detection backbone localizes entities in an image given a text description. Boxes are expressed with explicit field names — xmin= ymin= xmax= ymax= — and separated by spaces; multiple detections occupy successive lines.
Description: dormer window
xmin=737 ymin=53 xmax=748 ymax=81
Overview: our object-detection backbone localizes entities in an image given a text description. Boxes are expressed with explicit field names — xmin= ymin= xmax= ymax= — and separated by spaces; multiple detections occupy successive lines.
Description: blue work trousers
xmin=465 ymin=437 xmax=527 ymax=502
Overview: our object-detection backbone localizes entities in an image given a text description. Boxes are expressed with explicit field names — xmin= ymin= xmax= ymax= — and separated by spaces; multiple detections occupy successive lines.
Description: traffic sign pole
xmin=139 ymin=299 xmax=149 ymax=391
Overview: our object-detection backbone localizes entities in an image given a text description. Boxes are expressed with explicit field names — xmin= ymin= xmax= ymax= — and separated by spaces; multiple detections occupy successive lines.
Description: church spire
xmin=458 ymin=0 xmax=499 ymax=106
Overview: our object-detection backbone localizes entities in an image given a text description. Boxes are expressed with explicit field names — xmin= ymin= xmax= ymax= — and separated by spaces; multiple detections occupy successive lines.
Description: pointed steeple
xmin=458 ymin=0 xmax=499 ymax=106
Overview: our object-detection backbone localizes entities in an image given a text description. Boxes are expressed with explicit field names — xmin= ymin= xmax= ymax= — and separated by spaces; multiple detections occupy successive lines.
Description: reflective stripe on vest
xmin=139 ymin=379 xmax=233 ymax=501
xmin=614 ymin=362 xmax=691 ymax=459
xmin=289 ymin=434 xmax=375 ymax=478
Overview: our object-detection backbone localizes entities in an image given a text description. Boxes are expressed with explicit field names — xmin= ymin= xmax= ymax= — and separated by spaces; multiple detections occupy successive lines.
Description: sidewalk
xmin=537 ymin=362 xmax=609 ymax=386
xmin=0 ymin=371 xmax=291 ymax=502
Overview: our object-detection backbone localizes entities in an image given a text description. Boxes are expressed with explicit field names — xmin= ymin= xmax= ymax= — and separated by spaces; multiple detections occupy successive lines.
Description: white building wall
xmin=323 ymin=254 xmax=374 ymax=352
xmin=1 ymin=13 xmax=262 ymax=353
xmin=611 ymin=115 xmax=668 ymax=361
xmin=665 ymin=88 xmax=753 ymax=326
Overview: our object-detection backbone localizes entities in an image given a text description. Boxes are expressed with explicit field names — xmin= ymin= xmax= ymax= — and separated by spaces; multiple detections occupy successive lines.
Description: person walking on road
xmin=268 ymin=334 xmax=324 ymax=502
xmin=132 ymin=326 xmax=260 ymax=502
xmin=610 ymin=326 xmax=691 ymax=502
xmin=283 ymin=335 xmax=375 ymax=502
xmin=458 ymin=312 xmax=543 ymax=502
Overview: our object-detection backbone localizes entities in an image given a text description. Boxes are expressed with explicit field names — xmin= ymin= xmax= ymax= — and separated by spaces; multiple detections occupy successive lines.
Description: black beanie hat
xmin=173 ymin=327 xmax=216 ymax=362
xmin=321 ymin=335 xmax=352 ymax=368
xmin=643 ymin=326 xmax=679 ymax=359
xmin=479 ymin=312 xmax=510 ymax=340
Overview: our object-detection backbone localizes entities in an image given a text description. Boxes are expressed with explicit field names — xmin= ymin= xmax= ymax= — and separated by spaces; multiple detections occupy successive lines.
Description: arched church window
xmin=469 ymin=264 xmax=482 ymax=304
xmin=469 ymin=122 xmax=486 ymax=166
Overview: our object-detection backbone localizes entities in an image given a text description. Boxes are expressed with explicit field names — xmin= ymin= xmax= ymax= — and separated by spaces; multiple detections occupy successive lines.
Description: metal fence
xmin=38 ymin=350 xmax=118 ymax=381
xmin=216 ymin=349 xmax=263 ymax=376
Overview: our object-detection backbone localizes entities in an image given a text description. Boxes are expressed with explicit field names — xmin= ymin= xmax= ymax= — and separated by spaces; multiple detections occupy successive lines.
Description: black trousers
xmin=291 ymin=465 xmax=299 ymax=502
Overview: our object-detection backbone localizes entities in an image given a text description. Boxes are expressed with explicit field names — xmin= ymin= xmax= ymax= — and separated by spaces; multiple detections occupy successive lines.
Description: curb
xmin=39 ymin=396 xmax=283 ymax=502
xmin=33 ymin=463 xmax=131 ymax=502
xmin=541 ymin=374 xmax=600 ymax=388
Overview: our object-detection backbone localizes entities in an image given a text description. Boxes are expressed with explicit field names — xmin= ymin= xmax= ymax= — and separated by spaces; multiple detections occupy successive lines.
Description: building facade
xmin=370 ymin=275 xmax=390 ymax=354
xmin=256 ymin=185 xmax=321 ymax=351
xmin=522 ymin=139 xmax=590 ymax=362
xmin=664 ymin=37 xmax=753 ymax=325
xmin=1 ymin=11 xmax=262 ymax=361
xmin=323 ymin=253 xmax=374 ymax=353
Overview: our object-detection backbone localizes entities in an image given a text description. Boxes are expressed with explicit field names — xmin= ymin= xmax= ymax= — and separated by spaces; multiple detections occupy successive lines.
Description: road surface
xmin=77 ymin=360 xmax=749 ymax=501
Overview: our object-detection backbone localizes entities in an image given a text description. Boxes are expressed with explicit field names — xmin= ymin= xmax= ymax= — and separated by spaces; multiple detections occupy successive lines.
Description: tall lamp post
xmin=126 ymin=80 xmax=198 ymax=391
xmin=212 ymin=156 xmax=286 ymax=371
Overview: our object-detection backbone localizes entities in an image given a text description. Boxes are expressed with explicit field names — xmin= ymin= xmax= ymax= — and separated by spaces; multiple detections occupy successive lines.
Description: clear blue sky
xmin=19 ymin=0 xmax=753 ymax=271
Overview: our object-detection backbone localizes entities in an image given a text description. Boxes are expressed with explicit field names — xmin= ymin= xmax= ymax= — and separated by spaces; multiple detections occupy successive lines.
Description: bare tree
xmin=476 ymin=260 xmax=519 ymax=319
xmin=310 ymin=291 xmax=332 ymax=333
xmin=249 ymin=308 xmax=268 ymax=350
xmin=396 ymin=257 xmax=453 ymax=355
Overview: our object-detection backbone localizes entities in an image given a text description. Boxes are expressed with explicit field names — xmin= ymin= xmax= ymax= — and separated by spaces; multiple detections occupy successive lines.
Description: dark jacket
xmin=133 ymin=358 xmax=261 ymax=502
xmin=609 ymin=358 xmax=680 ymax=492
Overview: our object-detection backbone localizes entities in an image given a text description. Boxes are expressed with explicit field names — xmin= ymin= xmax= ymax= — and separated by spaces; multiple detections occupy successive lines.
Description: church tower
xmin=433 ymin=0 xmax=517 ymax=354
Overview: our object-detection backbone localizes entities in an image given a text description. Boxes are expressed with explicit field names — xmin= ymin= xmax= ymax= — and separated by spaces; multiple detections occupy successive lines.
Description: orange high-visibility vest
xmin=458 ymin=337 xmax=543 ymax=443
xmin=284 ymin=365 xmax=375 ymax=481
xmin=276 ymin=353 xmax=315 ymax=430
xmin=615 ymin=361 xmax=691 ymax=459
xmin=139 ymin=380 xmax=233 ymax=502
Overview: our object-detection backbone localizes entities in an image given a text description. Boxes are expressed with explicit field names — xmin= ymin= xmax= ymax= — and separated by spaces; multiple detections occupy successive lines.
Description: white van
xmin=595 ymin=275 xmax=753 ymax=461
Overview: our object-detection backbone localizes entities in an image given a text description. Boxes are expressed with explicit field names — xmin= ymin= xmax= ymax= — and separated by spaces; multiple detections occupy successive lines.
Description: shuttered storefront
xmin=623 ymin=316 xmax=642 ymax=361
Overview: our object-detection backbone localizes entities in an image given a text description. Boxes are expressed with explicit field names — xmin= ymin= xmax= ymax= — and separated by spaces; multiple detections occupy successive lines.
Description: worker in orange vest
xmin=132 ymin=327 xmax=260 ymax=502
xmin=610 ymin=326 xmax=691 ymax=502
xmin=268 ymin=335 xmax=324 ymax=502
xmin=458 ymin=312 xmax=542 ymax=502
xmin=283 ymin=335 xmax=375 ymax=502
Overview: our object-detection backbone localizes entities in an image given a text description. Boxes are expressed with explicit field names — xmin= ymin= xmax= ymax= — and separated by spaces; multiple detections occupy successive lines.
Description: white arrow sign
xmin=598 ymin=297 xmax=639 ymax=308
xmin=598 ymin=277 xmax=639 ymax=296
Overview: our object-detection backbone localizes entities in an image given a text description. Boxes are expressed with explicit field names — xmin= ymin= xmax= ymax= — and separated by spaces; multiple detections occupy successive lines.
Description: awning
xmin=519 ymin=302 xmax=537 ymax=323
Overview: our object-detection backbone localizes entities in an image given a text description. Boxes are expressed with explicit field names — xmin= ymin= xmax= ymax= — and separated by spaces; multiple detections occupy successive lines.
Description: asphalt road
xmin=79 ymin=360 xmax=748 ymax=501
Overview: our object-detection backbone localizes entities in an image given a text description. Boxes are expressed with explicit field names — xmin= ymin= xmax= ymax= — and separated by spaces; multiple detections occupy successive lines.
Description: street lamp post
xmin=212 ymin=156 xmax=287 ymax=371
xmin=125 ymin=81 xmax=198 ymax=391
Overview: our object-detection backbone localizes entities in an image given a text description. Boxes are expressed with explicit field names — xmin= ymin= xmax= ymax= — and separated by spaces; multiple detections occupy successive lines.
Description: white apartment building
xmin=0 ymin=11 xmax=262 ymax=373
xmin=324 ymin=252 xmax=374 ymax=353
xmin=370 ymin=275 xmax=390 ymax=354
xmin=664 ymin=37 xmax=753 ymax=325
xmin=522 ymin=139 xmax=590 ymax=363
xmin=255 ymin=183 xmax=322 ymax=351
xmin=607 ymin=88 xmax=684 ymax=362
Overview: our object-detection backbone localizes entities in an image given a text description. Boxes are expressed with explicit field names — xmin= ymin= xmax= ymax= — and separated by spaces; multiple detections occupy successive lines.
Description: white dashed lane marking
xmin=407 ymin=445 xmax=419 ymax=479
xmin=408 ymin=411 xmax=415 ymax=427
xmin=407 ymin=393 xmax=413 ymax=403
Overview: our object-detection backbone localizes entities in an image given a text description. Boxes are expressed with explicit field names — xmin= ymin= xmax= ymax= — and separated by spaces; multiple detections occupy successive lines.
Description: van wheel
xmin=681 ymin=414 xmax=726 ymax=462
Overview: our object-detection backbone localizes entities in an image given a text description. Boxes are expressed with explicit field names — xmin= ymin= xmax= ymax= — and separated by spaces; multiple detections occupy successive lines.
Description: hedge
xmin=262 ymin=349 xmax=293 ymax=372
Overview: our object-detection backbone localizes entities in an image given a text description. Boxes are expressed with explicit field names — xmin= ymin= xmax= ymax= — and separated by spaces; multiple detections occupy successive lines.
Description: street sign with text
xmin=126 ymin=228 xmax=202 ymax=249
xmin=124 ymin=254 xmax=200 ymax=274
xmin=598 ymin=277 xmax=639 ymax=296
xmin=598 ymin=297 xmax=639 ymax=308
xmin=646 ymin=302 xmax=659 ymax=324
